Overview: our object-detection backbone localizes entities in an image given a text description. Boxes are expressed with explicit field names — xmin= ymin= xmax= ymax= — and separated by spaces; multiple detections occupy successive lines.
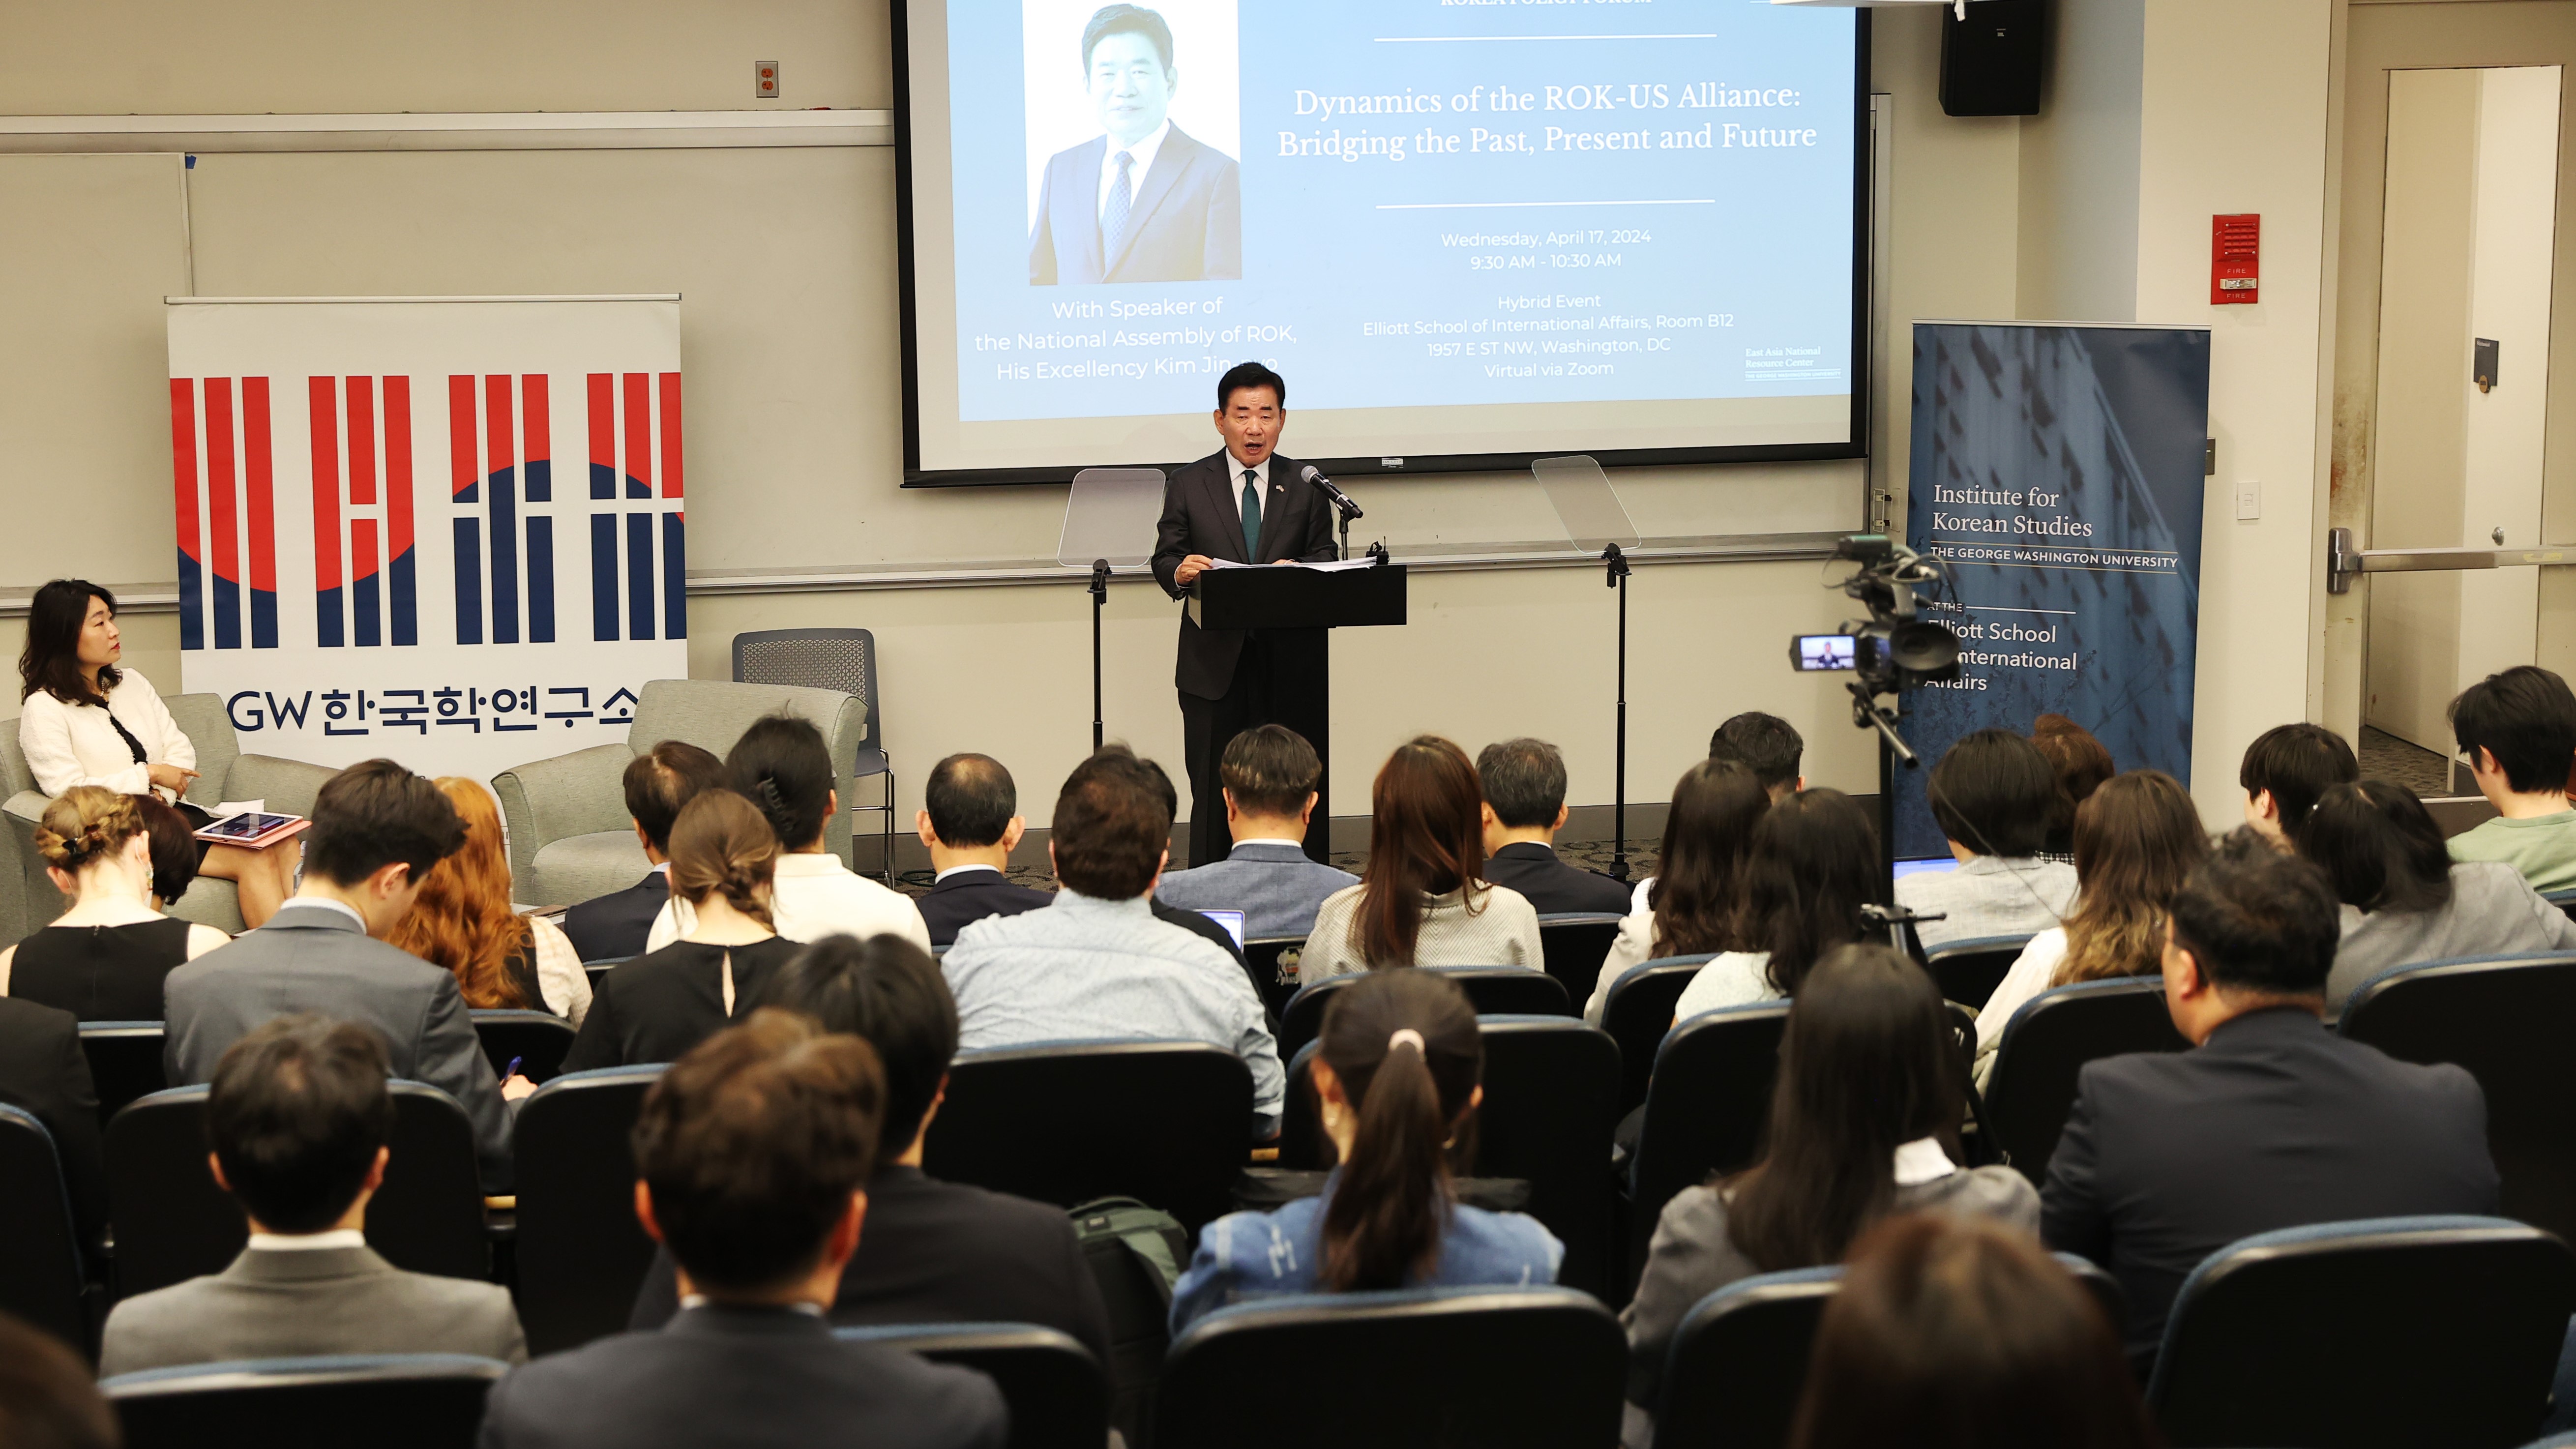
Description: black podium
xmin=1182 ymin=563 xmax=1408 ymax=865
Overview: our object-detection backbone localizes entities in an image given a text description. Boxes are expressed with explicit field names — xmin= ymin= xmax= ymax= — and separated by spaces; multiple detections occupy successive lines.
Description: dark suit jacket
xmin=562 ymin=936 xmax=803 ymax=1074
xmin=917 ymin=870 xmax=1054 ymax=949
xmin=2040 ymin=1006 xmax=2500 ymax=1350
xmin=1482 ymin=842 xmax=1631 ymax=916
xmin=1029 ymin=124 xmax=1240 ymax=285
xmin=562 ymin=872 xmax=669 ymax=963
xmin=1150 ymin=451 xmax=1341 ymax=699
xmin=163 ymin=904 xmax=517 ymax=1191
xmin=478 ymin=1302 xmax=1007 ymax=1449
xmin=0 ymin=997 xmax=104 ymax=1252
xmin=629 ymin=1164 xmax=1112 ymax=1371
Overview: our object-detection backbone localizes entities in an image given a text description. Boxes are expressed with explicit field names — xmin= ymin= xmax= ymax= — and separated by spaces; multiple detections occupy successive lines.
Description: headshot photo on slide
xmin=1025 ymin=0 xmax=1242 ymax=286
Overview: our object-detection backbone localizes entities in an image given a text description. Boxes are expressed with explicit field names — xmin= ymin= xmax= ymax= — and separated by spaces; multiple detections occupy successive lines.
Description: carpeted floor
xmin=2361 ymin=725 xmax=2458 ymax=798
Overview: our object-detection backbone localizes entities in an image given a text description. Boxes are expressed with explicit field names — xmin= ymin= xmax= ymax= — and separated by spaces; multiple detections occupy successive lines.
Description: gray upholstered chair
xmin=0 ymin=693 xmax=337 ymax=939
xmin=490 ymin=679 xmax=865 ymax=910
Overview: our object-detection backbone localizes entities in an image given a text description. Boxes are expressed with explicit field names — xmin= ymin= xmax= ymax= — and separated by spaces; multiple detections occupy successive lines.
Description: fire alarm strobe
xmin=2212 ymin=214 xmax=2259 ymax=305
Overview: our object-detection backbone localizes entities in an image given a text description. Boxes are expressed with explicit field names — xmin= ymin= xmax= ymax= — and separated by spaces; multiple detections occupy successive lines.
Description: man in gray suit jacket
xmin=164 ymin=760 xmax=530 ymax=1189
xmin=1156 ymin=725 xmax=1355 ymax=941
xmin=1029 ymin=5 xmax=1241 ymax=285
xmin=102 ymin=1015 xmax=525 ymax=1376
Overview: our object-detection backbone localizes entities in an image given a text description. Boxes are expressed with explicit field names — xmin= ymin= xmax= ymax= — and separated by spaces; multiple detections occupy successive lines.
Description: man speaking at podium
xmin=1152 ymin=363 xmax=1340 ymax=867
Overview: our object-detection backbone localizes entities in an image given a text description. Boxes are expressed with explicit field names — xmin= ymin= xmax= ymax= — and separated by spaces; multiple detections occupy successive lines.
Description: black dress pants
xmin=1178 ymin=628 xmax=1330 ymax=868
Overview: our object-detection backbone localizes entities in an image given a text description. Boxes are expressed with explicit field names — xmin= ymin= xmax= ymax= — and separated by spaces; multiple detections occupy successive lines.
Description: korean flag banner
xmin=167 ymin=296 xmax=689 ymax=784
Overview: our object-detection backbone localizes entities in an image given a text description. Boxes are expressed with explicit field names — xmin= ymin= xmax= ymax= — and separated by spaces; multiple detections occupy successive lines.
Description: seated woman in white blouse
xmin=16 ymin=581 xmax=296 ymax=928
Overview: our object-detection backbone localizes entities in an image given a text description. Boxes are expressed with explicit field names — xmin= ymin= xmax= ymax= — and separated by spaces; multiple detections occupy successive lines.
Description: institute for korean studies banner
xmin=167 ymin=296 xmax=688 ymax=784
xmin=1893 ymin=322 xmax=2212 ymax=861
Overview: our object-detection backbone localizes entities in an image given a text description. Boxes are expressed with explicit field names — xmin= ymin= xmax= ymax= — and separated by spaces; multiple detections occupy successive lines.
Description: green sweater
xmin=2447 ymin=810 xmax=2576 ymax=894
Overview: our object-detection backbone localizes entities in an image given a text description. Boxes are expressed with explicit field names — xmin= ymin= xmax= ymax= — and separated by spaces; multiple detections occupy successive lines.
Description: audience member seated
xmin=1630 ymin=711 xmax=1807 ymax=915
xmin=1170 ymin=969 xmax=1560 ymax=1333
xmin=1300 ymin=736 xmax=1544 ymax=981
xmin=1624 ymin=944 xmax=2037 ymax=1446
xmin=385 ymin=777 xmax=590 ymax=1025
xmin=2031 ymin=712 xmax=2116 ymax=860
xmin=912 ymin=753 xmax=1053 ymax=948
xmin=480 ymin=1012 xmax=1007 ymax=1449
xmin=2041 ymin=831 xmax=2501 ymax=1351
xmin=1896 ymin=729 xmax=2078 ymax=950
xmin=99 ymin=1014 xmax=526 ymax=1375
xmin=2445 ymin=665 xmax=2576 ymax=891
xmin=164 ymin=760 xmax=528 ymax=1190
xmin=646 ymin=713 xmax=932 ymax=954
xmin=563 ymin=741 xmax=726 ymax=963
xmin=1975 ymin=771 xmax=2208 ymax=1081
xmin=1475 ymin=736 xmax=1631 ymax=915
xmin=16 ymin=578 xmax=296 ymax=926
xmin=0 ymin=1310 xmax=118 ymax=1449
xmin=1671 ymin=789 xmax=1883 ymax=1017
xmin=1585 ymin=760 xmax=1769 ymax=1023
xmin=0 ymin=996 xmax=104 ymax=1251
xmin=1132 ymin=752 xmax=1272 ymax=992
xmin=1786 ymin=1214 xmax=2154 ymax=1449
xmin=630 ymin=935 xmax=1111 ymax=1366
xmin=0 ymin=786 xmax=227 ymax=1018
xmin=943 ymin=746 xmax=1285 ymax=1136
xmin=566 ymin=791 xmax=802 ymax=1072
xmin=134 ymin=791 xmax=208 ymax=911
xmin=2238 ymin=720 xmax=2360 ymax=849
xmin=2307 ymin=779 xmax=2576 ymax=1008
xmin=1157 ymin=725 xmax=1358 ymax=940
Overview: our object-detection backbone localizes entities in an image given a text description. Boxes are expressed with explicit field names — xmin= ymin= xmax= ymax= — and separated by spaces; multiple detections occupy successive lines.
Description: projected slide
xmin=900 ymin=0 xmax=1860 ymax=478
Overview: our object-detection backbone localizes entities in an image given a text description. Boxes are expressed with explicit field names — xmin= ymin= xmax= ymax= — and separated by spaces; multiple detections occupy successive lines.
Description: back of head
xmin=1726 ymin=944 xmax=1956 ymax=1272
xmin=668 ymin=789 xmax=780 ymax=928
xmin=2301 ymin=779 xmax=2455 ymax=915
xmin=208 ymin=1014 xmax=396 ymax=1233
xmin=728 ymin=713 xmax=835 ymax=851
xmin=1709 ymin=712 xmax=1805 ymax=794
xmin=1051 ymin=745 xmax=1172 ymax=899
xmin=2030 ymin=714 xmax=2115 ymax=854
xmin=1221 ymin=725 xmax=1322 ymax=818
xmin=301 ymin=759 xmax=467 ymax=889
xmin=2168 ymin=829 xmax=2340 ymax=997
xmin=2450 ymin=664 xmax=2576 ymax=794
xmin=2059 ymin=770 xmax=2210 ymax=984
xmin=0 ymin=1311 xmax=117 ymax=1449
xmin=33 ymin=785 xmax=143 ymax=877
xmin=1475 ymin=737 xmax=1569 ymax=830
xmin=1650 ymin=759 xmax=1771 ymax=956
xmin=17 ymin=578 xmax=117 ymax=708
xmin=1314 ymin=969 xmax=1482 ymax=1291
xmin=1788 ymin=1214 xmax=2150 ymax=1449
xmin=624 ymin=740 xmax=727 ymax=855
xmin=924 ymin=753 xmax=1019 ymax=848
xmin=631 ymin=1008 xmax=886 ymax=1295
xmin=1927 ymin=729 xmax=2059 ymax=858
xmin=1358 ymin=736 xmax=1487 ymax=967
xmin=1733 ymin=789 xmax=1885 ymax=996
xmin=131 ymin=793 xmax=202 ymax=906
xmin=384 ymin=779 xmax=533 ymax=1007
xmin=753 ymin=934 xmax=958 ymax=1153
xmin=2237 ymin=722 xmax=2362 ymax=842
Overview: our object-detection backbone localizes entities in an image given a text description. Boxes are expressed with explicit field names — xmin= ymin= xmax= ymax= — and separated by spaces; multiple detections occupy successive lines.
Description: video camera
xmin=1785 ymin=535 xmax=1963 ymax=767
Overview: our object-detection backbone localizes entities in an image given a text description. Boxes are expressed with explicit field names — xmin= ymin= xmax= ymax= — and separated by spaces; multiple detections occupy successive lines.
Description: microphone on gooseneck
xmin=1299 ymin=465 xmax=1363 ymax=519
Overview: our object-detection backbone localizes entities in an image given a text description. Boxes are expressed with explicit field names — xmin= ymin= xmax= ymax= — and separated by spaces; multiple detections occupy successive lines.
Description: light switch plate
xmin=2236 ymin=477 xmax=2261 ymax=521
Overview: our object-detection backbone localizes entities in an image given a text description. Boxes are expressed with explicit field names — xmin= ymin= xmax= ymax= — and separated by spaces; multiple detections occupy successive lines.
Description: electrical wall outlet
xmin=2236 ymin=477 xmax=2261 ymax=521
xmin=756 ymin=61 xmax=780 ymax=98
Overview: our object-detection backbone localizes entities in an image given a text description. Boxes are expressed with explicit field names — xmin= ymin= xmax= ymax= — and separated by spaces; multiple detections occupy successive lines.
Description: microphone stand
xmin=1089 ymin=559 xmax=1110 ymax=753
xmin=1605 ymin=542 xmax=1632 ymax=882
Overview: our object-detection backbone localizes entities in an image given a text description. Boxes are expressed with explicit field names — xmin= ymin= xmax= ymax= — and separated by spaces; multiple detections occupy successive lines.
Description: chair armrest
xmin=4 ymin=790 xmax=48 ymax=828
xmin=221 ymin=755 xmax=340 ymax=818
xmin=491 ymin=743 xmax=634 ymax=887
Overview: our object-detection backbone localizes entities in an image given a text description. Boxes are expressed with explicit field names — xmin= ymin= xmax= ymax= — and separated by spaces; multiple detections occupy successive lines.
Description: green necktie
xmin=1241 ymin=469 xmax=1263 ymax=559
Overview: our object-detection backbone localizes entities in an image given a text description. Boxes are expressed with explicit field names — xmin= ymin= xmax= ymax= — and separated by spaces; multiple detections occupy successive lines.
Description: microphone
xmin=1299 ymin=465 xmax=1364 ymax=519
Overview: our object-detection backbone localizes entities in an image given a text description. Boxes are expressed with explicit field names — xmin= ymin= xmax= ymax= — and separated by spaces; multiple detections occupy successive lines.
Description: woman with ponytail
xmin=1168 ymin=970 xmax=1560 ymax=1333
xmin=563 ymin=790 xmax=803 ymax=1070
xmin=643 ymin=713 xmax=931 ymax=954
xmin=0 ymin=785 xmax=229 ymax=1017
xmin=2307 ymin=778 xmax=2576 ymax=1009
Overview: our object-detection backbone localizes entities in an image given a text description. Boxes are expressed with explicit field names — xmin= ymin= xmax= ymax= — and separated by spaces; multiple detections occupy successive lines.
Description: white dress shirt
xmin=1098 ymin=120 xmax=1172 ymax=218
xmin=248 ymin=1228 xmax=367 ymax=1252
xmin=645 ymin=852 xmax=934 ymax=954
xmin=18 ymin=669 xmax=196 ymax=799
xmin=1229 ymin=453 xmax=1271 ymax=546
